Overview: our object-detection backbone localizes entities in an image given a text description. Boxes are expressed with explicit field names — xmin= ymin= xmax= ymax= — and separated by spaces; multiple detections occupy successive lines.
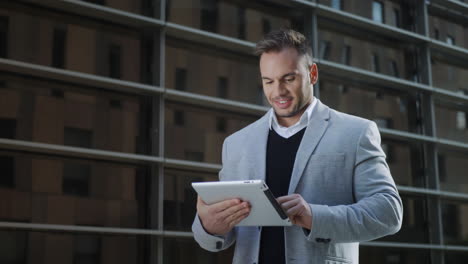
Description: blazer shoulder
xmin=224 ymin=113 xmax=268 ymax=145
xmin=329 ymin=108 xmax=374 ymax=131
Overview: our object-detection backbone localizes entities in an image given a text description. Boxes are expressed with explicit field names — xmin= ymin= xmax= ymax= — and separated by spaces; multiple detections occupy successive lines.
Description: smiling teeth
xmin=280 ymin=100 xmax=287 ymax=103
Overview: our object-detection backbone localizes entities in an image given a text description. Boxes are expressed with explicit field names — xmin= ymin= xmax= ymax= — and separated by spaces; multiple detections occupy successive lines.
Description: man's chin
xmin=274 ymin=108 xmax=298 ymax=118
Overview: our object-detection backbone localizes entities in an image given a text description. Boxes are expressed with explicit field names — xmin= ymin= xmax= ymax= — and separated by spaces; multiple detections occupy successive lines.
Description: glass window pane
xmin=165 ymin=103 xmax=258 ymax=164
xmin=445 ymin=251 xmax=468 ymax=264
xmin=360 ymin=246 xmax=431 ymax=264
xmin=164 ymin=169 xmax=218 ymax=231
xmin=0 ymin=74 xmax=151 ymax=155
xmin=82 ymin=0 xmax=160 ymax=19
xmin=382 ymin=139 xmax=425 ymax=188
xmin=441 ymin=200 xmax=468 ymax=246
xmin=431 ymin=60 xmax=468 ymax=93
xmin=0 ymin=151 xmax=149 ymax=229
xmin=429 ymin=15 xmax=468 ymax=50
xmin=372 ymin=1 xmax=384 ymax=23
xmin=318 ymin=0 xmax=415 ymax=32
xmin=164 ymin=238 xmax=233 ymax=264
xmin=317 ymin=29 xmax=418 ymax=82
xmin=319 ymin=78 xmax=421 ymax=133
xmin=167 ymin=0 xmax=293 ymax=42
xmin=0 ymin=230 xmax=149 ymax=264
xmin=438 ymin=150 xmax=468 ymax=193
xmin=377 ymin=195 xmax=429 ymax=243
xmin=435 ymin=104 xmax=468 ymax=144
xmin=166 ymin=42 xmax=266 ymax=105
xmin=0 ymin=7 xmax=155 ymax=84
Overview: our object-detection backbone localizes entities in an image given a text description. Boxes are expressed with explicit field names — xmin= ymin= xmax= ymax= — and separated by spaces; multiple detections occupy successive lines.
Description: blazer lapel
xmin=288 ymin=99 xmax=331 ymax=194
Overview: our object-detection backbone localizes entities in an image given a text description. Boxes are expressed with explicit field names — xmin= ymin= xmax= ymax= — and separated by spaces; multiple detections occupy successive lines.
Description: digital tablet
xmin=192 ymin=180 xmax=292 ymax=226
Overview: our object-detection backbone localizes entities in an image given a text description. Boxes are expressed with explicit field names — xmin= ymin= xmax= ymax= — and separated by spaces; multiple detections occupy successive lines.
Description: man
xmin=192 ymin=29 xmax=403 ymax=264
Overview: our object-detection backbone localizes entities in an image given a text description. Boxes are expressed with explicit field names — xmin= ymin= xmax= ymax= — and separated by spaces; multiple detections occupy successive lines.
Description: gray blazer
xmin=192 ymin=99 xmax=403 ymax=264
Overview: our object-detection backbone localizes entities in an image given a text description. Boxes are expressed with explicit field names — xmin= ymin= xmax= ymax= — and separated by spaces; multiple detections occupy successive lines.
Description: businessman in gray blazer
xmin=192 ymin=29 xmax=403 ymax=264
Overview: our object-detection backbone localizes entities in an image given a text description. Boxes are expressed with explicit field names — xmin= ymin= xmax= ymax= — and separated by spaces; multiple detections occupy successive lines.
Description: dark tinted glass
xmin=377 ymin=195 xmax=429 ymax=243
xmin=0 ymin=151 xmax=149 ymax=229
xmin=165 ymin=41 xmax=265 ymax=105
xmin=441 ymin=200 xmax=468 ymax=245
xmin=164 ymin=169 xmax=218 ymax=231
xmin=319 ymin=78 xmax=421 ymax=133
xmin=0 ymin=74 xmax=151 ymax=154
xmin=317 ymin=28 xmax=419 ymax=82
xmin=360 ymin=246 xmax=431 ymax=264
xmin=167 ymin=0 xmax=293 ymax=42
xmin=163 ymin=238 xmax=233 ymax=264
xmin=0 ymin=229 xmax=150 ymax=264
xmin=0 ymin=7 xmax=155 ymax=84
xmin=435 ymin=104 xmax=468 ymax=144
xmin=431 ymin=60 xmax=468 ymax=93
xmin=438 ymin=150 xmax=468 ymax=193
xmin=429 ymin=15 xmax=468 ymax=50
xmin=318 ymin=0 xmax=419 ymax=33
xmin=165 ymin=102 xmax=258 ymax=164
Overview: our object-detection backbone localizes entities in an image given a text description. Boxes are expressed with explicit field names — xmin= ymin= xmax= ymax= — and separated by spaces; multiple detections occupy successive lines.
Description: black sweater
xmin=258 ymin=127 xmax=306 ymax=264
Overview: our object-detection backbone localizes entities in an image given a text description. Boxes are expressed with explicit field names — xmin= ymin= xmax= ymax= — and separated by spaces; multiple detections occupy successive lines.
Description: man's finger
xmin=277 ymin=194 xmax=299 ymax=203
xmin=286 ymin=203 xmax=303 ymax=216
xmin=229 ymin=210 xmax=250 ymax=228
xmin=211 ymin=198 xmax=241 ymax=213
xmin=218 ymin=202 xmax=249 ymax=220
xmin=280 ymin=198 xmax=299 ymax=210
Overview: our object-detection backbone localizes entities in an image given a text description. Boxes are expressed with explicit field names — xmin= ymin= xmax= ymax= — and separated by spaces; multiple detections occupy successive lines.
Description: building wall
xmin=0 ymin=0 xmax=467 ymax=263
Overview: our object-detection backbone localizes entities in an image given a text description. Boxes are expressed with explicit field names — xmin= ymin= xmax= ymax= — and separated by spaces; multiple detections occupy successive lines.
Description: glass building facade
xmin=0 ymin=0 xmax=467 ymax=263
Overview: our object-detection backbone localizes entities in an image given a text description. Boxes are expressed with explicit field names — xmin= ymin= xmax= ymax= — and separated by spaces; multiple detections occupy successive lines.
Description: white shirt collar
xmin=268 ymin=98 xmax=317 ymax=139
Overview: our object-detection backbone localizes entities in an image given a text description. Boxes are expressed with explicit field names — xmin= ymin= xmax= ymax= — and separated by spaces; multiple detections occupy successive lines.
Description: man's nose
xmin=272 ymin=81 xmax=287 ymax=95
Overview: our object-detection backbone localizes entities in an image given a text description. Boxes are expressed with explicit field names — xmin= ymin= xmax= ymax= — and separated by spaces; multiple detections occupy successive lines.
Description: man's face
xmin=260 ymin=48 xmax=317 ymax=127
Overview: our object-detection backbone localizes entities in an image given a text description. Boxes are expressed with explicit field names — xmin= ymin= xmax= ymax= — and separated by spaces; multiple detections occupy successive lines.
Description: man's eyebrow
xmin=261 ymin=72 xmax=297 ymax=80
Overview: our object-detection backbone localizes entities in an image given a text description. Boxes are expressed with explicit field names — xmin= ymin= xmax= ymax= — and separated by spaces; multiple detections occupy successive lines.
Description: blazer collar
xmin=248 ymin=99 xmax=331 ymax=193
xmin=288 ymin=99 xmax=331 ymax=194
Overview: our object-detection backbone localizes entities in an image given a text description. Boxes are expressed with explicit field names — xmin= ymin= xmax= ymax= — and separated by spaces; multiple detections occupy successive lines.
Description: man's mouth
xmin=274 ymin=98 xmax=293 ymax=109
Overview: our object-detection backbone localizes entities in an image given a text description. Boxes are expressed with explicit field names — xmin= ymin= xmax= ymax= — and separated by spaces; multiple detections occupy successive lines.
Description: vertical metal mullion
xmin=157 ymin=0 xmax=167 ymax=261
xmin=307 ymin=8 xmax=320 ymax=99
xmin=417 ymin=0 xmax=445 ymax=263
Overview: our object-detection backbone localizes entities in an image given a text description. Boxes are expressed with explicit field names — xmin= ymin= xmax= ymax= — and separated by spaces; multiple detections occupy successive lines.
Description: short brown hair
xmin=255 ymin=29 xmax=313 ymax=67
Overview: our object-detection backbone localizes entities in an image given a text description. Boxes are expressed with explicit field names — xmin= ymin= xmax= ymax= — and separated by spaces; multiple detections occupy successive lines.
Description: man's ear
xmin=309 ymin=63 xmax=318 ymax=85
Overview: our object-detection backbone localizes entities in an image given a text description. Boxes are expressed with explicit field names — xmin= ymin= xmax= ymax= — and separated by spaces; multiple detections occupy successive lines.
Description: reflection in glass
xmin=0 ymin=8 xmax=153 ymax=84
xmin=435 ymin=104 xmax=468 ymax=144
xmin=0 ymin=74 xmax=150 ymax=154
xmin=165 ymin=103 xmax=258 ymax=164
xmin=438 ymin=150 xmax=468 ymax=194
xmin=377 ymin=195 xmax=429 ymax=243
xmin=0 ymin=151 xmax=148 ymax=229
xmin=317 ymin=28 xmax=418 ymax=82
xmin=445 ymin=251 xmax=468 ymax=264
xmin=431 ymin=60 xmax=468 ymax=93
xmin=372 ymin=1 xmax=384 ymax=23
xmin=318 ymin=0 xmax=414 ymax=31
xmin=360 ymin=246 xmax=430 ymax=264
xmin=0 ymin=230 xmax=148 ymax=264
xmin=167 ymin=0 xmax=292 ymax=42
xmin=165 ymin=42 xmax=265 ymax=105
xmin=429 ymin=15 xmax=468 ymax=49
xmin=381 ymin=139 xmax=425 ymax=188
xmin=441 ymin=200 xmax=468 ymax=246
xmin=319 ymin=78 xmax=421 ymax=133
xmin=164 ymin=169 xmax=218 ymax=231
xmin=164 ymin=238 xmax=233 ymax=264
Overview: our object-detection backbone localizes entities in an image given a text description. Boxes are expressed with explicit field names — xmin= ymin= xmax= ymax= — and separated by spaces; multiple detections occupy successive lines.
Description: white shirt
xmin=269 ymin=98 xmax=317 ymax=139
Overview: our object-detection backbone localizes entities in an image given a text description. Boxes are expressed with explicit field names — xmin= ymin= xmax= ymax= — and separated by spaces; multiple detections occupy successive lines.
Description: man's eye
xmin=265 ymin=81 xmax=273 ymax=85
xmin=286 ymin=78 xmax=295 ymax=82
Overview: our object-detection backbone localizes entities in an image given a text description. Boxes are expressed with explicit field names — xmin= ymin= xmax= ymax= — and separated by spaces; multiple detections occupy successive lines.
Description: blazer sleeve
xmin=192 ymin=138 xmax=237 ymax=251
xmin=306 ymin=121 xmax=403 ymax=243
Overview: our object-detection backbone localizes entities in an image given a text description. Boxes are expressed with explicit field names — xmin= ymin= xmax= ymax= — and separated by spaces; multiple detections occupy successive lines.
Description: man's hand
xmin=196 ymin=196 xmax=251 ymax=236
xmin=277 ymin=194 xmax=312 ymax=230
